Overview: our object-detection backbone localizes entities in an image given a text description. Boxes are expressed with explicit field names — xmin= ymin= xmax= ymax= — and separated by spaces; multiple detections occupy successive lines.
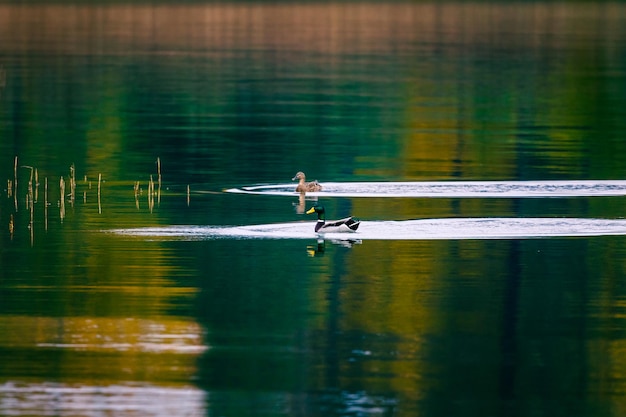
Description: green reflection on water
xmin=2 ymin=2 xmax=626 ymax=417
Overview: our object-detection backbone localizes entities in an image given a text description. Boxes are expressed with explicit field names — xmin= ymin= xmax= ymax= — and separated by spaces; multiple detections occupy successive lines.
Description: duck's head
xmin=306 ymin=205 xmax=325 ymax=217
xmin=292 ymin=171 xmax=305 ymax=181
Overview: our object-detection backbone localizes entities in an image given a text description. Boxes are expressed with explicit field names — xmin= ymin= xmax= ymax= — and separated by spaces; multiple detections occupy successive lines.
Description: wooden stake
xmin=34 ymin=168 xmax=39 ymax=203
xmin=134 ymin=181 xmax=140 ymax=210
xmin=69 ymin=164 xmax=76 ymax=206
xmin=148 ymin=175 xmax=154 ymax=213
xmin=13 ymin=156 xmax=18 ymax=211
xmin=60 ymin=176 xmax=65 ymax=222
xmin=97 ymin=173 xmax=102 ymax=214
xmin=45 ymin=177 xmax=48 ymax=231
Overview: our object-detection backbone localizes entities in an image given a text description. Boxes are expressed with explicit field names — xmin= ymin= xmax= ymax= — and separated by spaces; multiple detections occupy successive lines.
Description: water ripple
xmin=226 ymin=180 xmax=626 ymax=198
xmin=108 ymin=217 xmax=626 ymax=241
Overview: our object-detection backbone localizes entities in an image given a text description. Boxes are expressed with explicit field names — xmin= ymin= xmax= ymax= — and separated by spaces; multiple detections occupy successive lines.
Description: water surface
xmin=2 ymin=3 xmax=626 ymax=417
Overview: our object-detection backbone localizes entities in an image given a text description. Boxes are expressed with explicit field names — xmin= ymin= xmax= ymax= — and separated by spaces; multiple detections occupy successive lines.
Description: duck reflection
xmin=307 ymin=239 xmax=326 ymax=256
xmin=307 ymin=238 xmax=362 ymax=257
xmin=294 ymin=191 xmax=306 ymax=214
xmin=293 ymin=191 xmax=318 ymax=214
xmin=331 ymin=238 xmax=362 ymax=248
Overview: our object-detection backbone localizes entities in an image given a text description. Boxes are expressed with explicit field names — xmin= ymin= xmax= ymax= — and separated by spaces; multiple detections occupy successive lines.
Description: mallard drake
xmin=292 ymin=171 xmax=322 ymax=192
xmin=306 ymin=205 xmax=360 ymax=233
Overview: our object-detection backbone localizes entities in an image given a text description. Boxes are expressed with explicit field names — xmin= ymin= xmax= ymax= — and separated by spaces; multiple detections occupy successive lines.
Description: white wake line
xmin=108 ymin=218 xmax=626 ymax=241
xmin=225 ymin=180 xmax=626 ymax=198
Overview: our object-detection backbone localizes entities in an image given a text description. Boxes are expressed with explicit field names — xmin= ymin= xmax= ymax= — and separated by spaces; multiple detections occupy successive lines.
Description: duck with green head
xmin=306 ymin=205 xmax=360 ymax=233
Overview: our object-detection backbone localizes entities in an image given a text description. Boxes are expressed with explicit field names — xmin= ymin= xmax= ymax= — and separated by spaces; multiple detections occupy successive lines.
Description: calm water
xmin=2 ymin=3 xmax=626 ymax=416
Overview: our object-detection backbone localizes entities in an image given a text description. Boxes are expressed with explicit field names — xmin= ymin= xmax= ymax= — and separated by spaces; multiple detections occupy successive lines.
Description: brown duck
xmin=292 ymin=171 xmax=322 ymax=192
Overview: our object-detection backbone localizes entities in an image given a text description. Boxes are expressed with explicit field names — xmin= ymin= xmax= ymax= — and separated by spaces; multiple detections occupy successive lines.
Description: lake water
xmin=2 ymin=3 xmax=626 ymax=416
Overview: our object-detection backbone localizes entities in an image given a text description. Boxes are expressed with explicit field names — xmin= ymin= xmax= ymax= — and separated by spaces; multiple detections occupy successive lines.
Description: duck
xmin=306 ymin=205 xmax=360 ymax=233
xmin=292 ymin=171 xmax=322 ymax=192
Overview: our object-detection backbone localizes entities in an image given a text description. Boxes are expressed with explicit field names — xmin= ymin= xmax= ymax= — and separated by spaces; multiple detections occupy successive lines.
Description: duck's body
xmin=292 ymin=172 xmax=322 ymax=192
xmin=306 ymin=205 xmax=360 ymax=233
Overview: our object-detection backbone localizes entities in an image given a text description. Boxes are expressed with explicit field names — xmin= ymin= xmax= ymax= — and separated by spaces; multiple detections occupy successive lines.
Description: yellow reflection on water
xmin=0 ymin=315 xmax=205 ymax=354
xmin=0 ymin=315 xmax=205 ymax=387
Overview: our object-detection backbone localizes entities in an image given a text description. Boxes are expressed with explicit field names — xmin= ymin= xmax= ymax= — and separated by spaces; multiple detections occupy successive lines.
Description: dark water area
xmin=2 ymin=3 xmax=626 ymax=417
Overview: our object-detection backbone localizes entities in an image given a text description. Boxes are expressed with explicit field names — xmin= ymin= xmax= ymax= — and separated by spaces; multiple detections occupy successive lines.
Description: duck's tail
xmin=346 ymin=217 xmax=360 ymax=231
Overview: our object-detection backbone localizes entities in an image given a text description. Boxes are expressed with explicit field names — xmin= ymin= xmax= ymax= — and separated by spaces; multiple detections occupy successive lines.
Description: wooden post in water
xmin=60 ymin=176 xmax=65 ymax=222
xmin=22 ymin=165 xmax=33 ymax=211
xmin=13 ymin=156 xmax=18 ymax=211
xmin=29 ymin=182 xmax=34 ymax=246
xmin=187 ymin=184 xmax=190 ymax=207
xmin=97 ymin=173 xmax=102 ymax=214
xmin=134 ymin=181 xmax=140 ymax=210
xmin=44 ymin=177 xmax=48 ymax=231
xmin=69 ymin=164 xmax=76 ymax=207
xmin=148 ymin=175 xmax=154 ymax=213
xmin=25 ymin=167 xmax=34 ymax=227
xmin=34 ymin=168 xmax=39 ymax=203
xmin=20 ymin=165 xmax=35 ymax=243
